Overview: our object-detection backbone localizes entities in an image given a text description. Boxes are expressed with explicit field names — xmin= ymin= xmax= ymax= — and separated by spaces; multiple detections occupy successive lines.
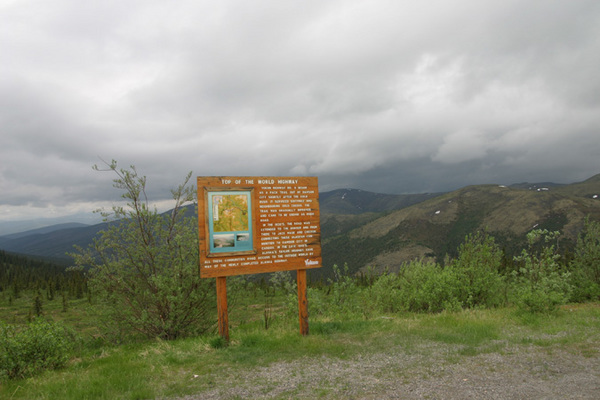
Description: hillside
xmin=2 ymin=223 xmax=90 ymax=239
xmin=320 ymin=189 xmax=443 ymax=214
xmin=320 ymin=174 xmax=600 ymax=276
xmin=0 ymin=205 xmax=198 ymax=263
xmin=0 ymin=224 xmax=106 ymax=264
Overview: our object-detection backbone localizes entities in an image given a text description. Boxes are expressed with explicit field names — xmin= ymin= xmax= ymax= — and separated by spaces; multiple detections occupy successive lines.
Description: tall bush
xmin=71 ymin=161 xmax=215 ymax=340
xmin=450 ymin=232 xmax=504 ymax=308
xmin=512 ymin=230 xmax=572 ymax=313
xmin=569 ymin=218 xmax=600 ymax=301
xmin=369 ymin=271 xmax=403 ymax=313
xmin=371 ymin=260 xmax=460 ymax=313
xmin=327 ymin=264 xmax=362 ymax=315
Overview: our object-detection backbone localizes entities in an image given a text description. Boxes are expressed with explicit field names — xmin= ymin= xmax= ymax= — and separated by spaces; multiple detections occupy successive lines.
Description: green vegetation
xmin=322 ymin=179 xmax=600 ymax=277
xmin=71 ymin=161 xmax=215 ymax=340
xmin=1 ymin=169 xmax=599 ymax=398
xmin=0 ymin=250 xmax=88 ymax=307
xmin=512 ymin=229 xmax=572 ymax=313
xmin=450 ymin=232 xmax=505 ymax=308
xmin=0 ymin=318 xmax=76 ymax=380
xmin=0 ymin=294 xmax=598 ymax=399
xmin=570 ymin=217 xmax=600 ymax=301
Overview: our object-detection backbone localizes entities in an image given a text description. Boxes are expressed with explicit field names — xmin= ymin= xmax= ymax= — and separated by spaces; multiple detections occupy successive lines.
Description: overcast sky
xmin=2 ymin=0 xmax=600 ymax=222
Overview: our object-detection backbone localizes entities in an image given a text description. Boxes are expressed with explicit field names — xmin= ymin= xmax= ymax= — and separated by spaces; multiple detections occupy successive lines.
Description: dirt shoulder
xmin=177 ymin=341 xmax=600 ymax=399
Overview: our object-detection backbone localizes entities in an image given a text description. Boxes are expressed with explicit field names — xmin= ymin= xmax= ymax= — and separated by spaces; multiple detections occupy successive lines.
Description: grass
xmin=0 ymin=291 xmax=106 ymax=338
xmin=1 ymin=289 xmax=599 ymax=399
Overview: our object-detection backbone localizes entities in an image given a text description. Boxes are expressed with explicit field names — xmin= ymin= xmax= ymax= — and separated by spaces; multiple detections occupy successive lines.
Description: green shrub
xmin=569 ymin=218 xmax=600 ymax=302
xmin=369 ymin=232 xmax=505 ymax=315
xmin=511 ymin=230 xmax=572 ymax=313
xmin=0 ymin=319 xmax=77 ymax=380
xmin=370 ymin=260 xmax=461 ymax=313
xmin=404 ymin=262 xmax=461 ymax=312
xmin=369 ymin=271 xmax=403 ymax=313
xmin=449 ymin=232 xmax=505 ymax=308
xmin=71 ymin=162 xmax=215 ymax=340
xmin=327 ymin=264 xmax=362 ymax=316
xmin=306 ymin=287 xmax=329 ymax=317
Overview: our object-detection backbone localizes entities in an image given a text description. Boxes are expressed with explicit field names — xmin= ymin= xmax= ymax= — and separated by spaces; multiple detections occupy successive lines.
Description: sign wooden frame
xmin=197 ymin=176 xmax=322 ymax=340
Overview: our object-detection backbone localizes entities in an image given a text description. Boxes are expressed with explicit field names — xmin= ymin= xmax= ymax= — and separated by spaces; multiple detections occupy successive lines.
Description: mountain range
xmin=320 ymin=174 xmax=600 ymax=277
xmin=1 ymin=174 xmax=599 ymax=274
xmin=0 ymin=214 xmax=103 ymax=236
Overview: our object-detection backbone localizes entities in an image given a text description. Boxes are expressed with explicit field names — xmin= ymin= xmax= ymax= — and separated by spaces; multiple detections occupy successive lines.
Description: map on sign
xmin=207 ymin=191 xmax=253 ymax=254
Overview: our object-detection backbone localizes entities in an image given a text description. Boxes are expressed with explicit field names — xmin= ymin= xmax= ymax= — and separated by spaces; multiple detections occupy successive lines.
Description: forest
xmin=0 ymin=250 xmax=87 ymax=313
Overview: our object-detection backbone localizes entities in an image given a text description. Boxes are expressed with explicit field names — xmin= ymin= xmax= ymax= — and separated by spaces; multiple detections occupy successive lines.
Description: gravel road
xmin=176 ymin=340 xmax=600 ymax=399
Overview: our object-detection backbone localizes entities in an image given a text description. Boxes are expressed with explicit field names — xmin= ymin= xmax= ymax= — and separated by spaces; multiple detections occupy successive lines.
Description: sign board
xmin=197 ymin=176 xmax=322 ymax=278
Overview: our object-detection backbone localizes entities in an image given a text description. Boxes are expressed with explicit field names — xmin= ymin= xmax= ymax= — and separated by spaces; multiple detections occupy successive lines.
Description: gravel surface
xmin=175 ymin=341 xmax=600 ymax=399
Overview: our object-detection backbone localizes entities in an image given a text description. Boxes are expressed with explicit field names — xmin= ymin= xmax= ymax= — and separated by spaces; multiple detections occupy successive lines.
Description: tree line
xmin=0 ymin=250 xmax=88 ymax=305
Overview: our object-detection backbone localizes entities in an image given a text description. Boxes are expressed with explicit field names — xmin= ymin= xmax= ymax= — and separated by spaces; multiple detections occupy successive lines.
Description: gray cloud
xmin=1 ymin=0 xmax=600 ymax=221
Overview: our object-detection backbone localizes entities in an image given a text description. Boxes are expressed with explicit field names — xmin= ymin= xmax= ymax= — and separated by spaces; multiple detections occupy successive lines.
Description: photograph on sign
xmin=206 ymin=190 xmax=255 ymax=256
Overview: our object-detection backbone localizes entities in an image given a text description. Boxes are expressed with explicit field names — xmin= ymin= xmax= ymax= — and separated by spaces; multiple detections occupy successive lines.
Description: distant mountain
xmin=320 ymin=174 xmax=600 ymax=277
xmin=0 ymin=214 xmax=102 ymax=236
xmin=320 ymin=189 xmax=443 ymax=214
xmin=508 ymin=182 xmax=566 ymax=190
xmin=0 ymin=223 xmax=107 ymax=263
xmin=0 ymin=204 xmax=198 ymax=263
xmin=2 ymin=223 xmax=90 ymax=239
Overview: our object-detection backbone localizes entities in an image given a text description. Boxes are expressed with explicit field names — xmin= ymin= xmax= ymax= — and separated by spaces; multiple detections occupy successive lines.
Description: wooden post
xmin=297 ymin=269 xmax=309 ymax=336
xmin=216 ymin=276 xmax=229 ymax=341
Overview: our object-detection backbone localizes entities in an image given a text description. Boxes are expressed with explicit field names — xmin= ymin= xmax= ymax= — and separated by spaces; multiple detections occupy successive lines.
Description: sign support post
xmin=297 ymin=269 xmax=309 ymax=336
xmin=216 ymin=276 xmax=229 ymax=341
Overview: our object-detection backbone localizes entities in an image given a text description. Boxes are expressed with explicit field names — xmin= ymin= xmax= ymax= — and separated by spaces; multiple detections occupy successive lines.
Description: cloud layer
xmin=2 ymin=0 xmax=600 ymax=220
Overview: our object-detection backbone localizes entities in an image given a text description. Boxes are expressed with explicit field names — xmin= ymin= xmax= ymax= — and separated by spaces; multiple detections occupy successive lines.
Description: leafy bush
xmin=511 ymin=230 xmax=572 ymax=313
xmin=449 ymin=232 xmax=505 ymax=308
xmin=327 ymin=264 xmax=363 ymax=316
xmin=404 ymin=261 xmax=462 ymax=312
xmin=368 ymin=233 xmax=505 ymax=314
xmin=369 ymin=271 xmax=403 ymax=313
xmin=370 ymin=260 xmax=461 ymax=313
xmin=0 ymin=319 xmax=76 ymax=380
xmin=569 ymin=218 xmax=600 ymax=301
xmin=306 ymin=226 xmax=598 ymax=319
xmin=71 ymin=161 xmax=215 ymax=340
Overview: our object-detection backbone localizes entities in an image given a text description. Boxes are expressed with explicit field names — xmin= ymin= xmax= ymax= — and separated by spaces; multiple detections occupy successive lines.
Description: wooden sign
xmin=198 ymin=176 xmax=321 ymax=339
xmin=197 ymin=176 xmax=322 ymax=278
